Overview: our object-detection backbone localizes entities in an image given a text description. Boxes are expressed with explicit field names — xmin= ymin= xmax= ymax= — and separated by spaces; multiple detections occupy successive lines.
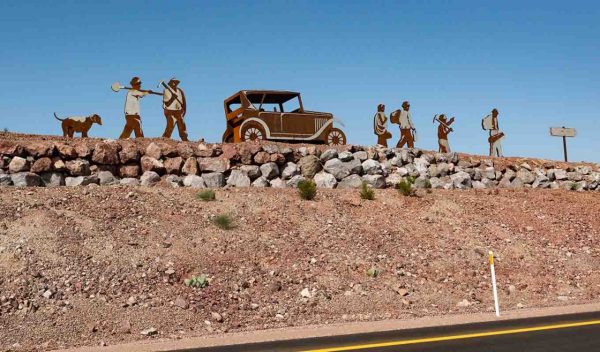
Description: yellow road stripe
xmin=300 ymin=319 xmax=600 ymax=352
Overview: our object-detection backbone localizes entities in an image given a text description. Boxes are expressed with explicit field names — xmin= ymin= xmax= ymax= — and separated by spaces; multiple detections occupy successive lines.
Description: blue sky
xmin=0 ymin=0 xmax=598 ymax=162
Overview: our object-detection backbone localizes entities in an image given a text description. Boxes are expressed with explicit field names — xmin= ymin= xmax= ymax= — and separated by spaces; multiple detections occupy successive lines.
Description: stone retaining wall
xmin=0 ymin=138 xmax=598 ymax=191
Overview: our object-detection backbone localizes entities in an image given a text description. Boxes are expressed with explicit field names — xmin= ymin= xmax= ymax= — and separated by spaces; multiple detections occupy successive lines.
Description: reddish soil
xmin=0 ymin=185 xmax=598 ymax=351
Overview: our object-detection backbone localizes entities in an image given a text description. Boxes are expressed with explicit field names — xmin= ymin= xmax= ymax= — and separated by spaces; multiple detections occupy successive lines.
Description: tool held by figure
xmin=111 ymin=82 xmax=163 ymax=96
xmin=433 ymin=114 xmax=454 ymax=132
xmin=157 ymin=80 xmax=184 ymax=106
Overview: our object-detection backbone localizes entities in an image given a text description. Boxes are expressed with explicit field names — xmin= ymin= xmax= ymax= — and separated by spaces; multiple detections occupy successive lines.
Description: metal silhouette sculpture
xmin=53 ymin=112 xmax=102 ymax=138
xmin=434 ymin=114 xmax=455 ymax=153
xmin=373 ymin=103 xmax=392 ymax=147
xmin=222 ymin=90 xmax=346 ymax=146
xmin=550 ymin=127 xmax=577 ymax=162
xmin=391 ymin=101 xmax=416 ymax=148
xmin=160 ymin=78 xmax=188 ymax=141
xmin=112 ymin=77 xmax=162 ymax=139
xmin=482 ymin=108 xmax=504 ymax=157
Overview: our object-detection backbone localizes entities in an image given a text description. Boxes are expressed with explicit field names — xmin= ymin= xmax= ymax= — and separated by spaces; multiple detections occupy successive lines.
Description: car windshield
xmin=246 ymin=92 xmax=302 ymax=112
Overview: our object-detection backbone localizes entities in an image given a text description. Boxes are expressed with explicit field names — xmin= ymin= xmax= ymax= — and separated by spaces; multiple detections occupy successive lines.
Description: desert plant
xmin=2 ymin=128 xmax=8 ymax=133
xmin=212 ymin=213 xmax=234 ymax=230
xmin=396 ymin=178 xmax=416 ymax=197
xmin=569 ymin=183 xmax=580 ymax=191
xmin=297 ymin=179 xmax=317 ymax=200
xmin=422 ymin=179 xmax=432 ymax=189
xmin=359 ymin=182 xmax=375 ymax=200
xmin=196 ymin=189 xmax=216 ymax=201
xmin=366 ymin=267 xmax=380 ymax=277
xmin=184 ymin=274 xmax=209 ymax=288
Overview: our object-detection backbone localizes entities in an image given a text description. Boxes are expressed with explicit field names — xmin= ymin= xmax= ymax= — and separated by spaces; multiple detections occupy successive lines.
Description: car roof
xmin=226 ymin=90 xmax=300 ymax=104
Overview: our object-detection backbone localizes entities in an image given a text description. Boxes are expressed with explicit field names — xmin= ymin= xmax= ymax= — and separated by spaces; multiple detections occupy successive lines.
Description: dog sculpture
xmin=54 ymin=112 xmax=102 ymax=138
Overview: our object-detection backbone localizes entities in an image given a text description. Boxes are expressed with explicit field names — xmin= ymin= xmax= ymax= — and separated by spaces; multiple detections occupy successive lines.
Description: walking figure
xmin=373 ymin=103 xmax=392 ymax=147
xmin=435 ymin=114 xmax=455 ymax=153
xmin=119 ymin=77 xmax=155 ymax=139
xmin=391 ymin=101 xmax=416 ymax=148
xmin=161 ymin=77 xmax=188 ymax=141
xmin=482 ymin=108 xmax=504 ymax=157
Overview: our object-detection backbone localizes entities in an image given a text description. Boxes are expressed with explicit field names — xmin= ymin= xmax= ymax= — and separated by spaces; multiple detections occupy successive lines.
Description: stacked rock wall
xmin=0 ymin=137 xmax=599 ymax=191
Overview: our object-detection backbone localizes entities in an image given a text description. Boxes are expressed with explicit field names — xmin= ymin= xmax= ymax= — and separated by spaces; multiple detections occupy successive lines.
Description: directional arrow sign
xmin=550 ymin=127 xmax=577 ymax=138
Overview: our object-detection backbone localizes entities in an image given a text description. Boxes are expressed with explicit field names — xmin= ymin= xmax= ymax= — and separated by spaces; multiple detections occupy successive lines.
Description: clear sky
xmin=1 ymin=0 xmax=598 ymax=162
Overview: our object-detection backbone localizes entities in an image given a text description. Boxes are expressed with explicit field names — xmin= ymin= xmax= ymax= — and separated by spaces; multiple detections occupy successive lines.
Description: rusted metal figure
xmin=373 ymin=103 xmax=392 ymax=147
xmin=160 ymin=78 xmax=188 ymax=141
xmin=112 ymin=77 xmax=161 ymax=139
xmin=482 ymin=108 xmax=504 ymax=157
xmin=53 ymin=112 xmax=102 ymax=138
xmin=434 ymin=114 xmax=455 ymax=153
xmin=391 ymin=101 xmax=416 ymax=148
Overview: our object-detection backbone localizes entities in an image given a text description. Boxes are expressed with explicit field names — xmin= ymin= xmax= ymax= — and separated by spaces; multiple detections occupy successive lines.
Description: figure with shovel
xmin=112 ymin=77 xmax=162 ymax=139
xmin=434 ymin=114 xmax=455 ymax=153
xmin=160 ymin=77 xmax=188 ymax=141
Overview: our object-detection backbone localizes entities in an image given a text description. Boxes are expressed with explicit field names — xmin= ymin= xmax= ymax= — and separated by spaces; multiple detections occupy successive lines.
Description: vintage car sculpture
xmin=222 ymin=90 xmax=346 ymax=145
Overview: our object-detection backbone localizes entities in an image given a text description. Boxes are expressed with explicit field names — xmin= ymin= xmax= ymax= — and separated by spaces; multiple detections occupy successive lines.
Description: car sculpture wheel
xmin=240 ymin=122 xmax=266 ymax=142
xmin=326 ymin=128 xmax=346 ymax=146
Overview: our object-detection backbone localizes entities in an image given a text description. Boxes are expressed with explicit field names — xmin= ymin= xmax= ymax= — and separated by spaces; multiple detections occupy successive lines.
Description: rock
xmin=567 ymin=172 xmax=583 ymax=182
xmin=320 ymin=149 xmax=338 ymax=162
xmin=92 ymin=141 xmax=121 ymax=164
xmin=203 ymin=172 xmax=225 ymax=188
xmin=575 ymin=165 xmax=592 ymax=175
xmin=350 ymin=151 xmax=366 ymax=161
xmin=338 ymin=151 xmax=353 ymax=161
xmin=338 ymin=174 xmax=363 ymax=189
xmin=516 ymin=169 xmax=535 ymax=184
xmin=140 ymin=328 xmax=157 ymax=336
xmin=211 ymin=312 xmax=223 ymax=322
xmin=429 ymin=177 xmax=443 ymax=189
xmin=24 ymin=142 xmax=54 ymax=157
xmin=269 ymin=178 xmax=287 ymax=188
xmin=259 ymin=162 xmax=280 ymax=180
xmin=300 ymin=288 xmax=312 ymax=298
xmin=450 ymin=171 xmax=472 ymax=189
xmin=240 ymin=165 xmax=261 ymax=180
xmin=196 ymin=143 xmax=214 ymax=157
xmin=118 ymin=144 xmax=140 ymax=163
xmin=199 ymin=158 xmax=230 ymax=173
xmin=281 ymin=162 xmax=300 ymax=180
xmin=65 ymin=175 xmax=99 ymax=186
xmin=119 ymin=164 xmax=140 ymax=178
xmin=252 ymin=177 xmax=270 ymax=187
xmin=183 ymin=175 xmax=205 ymax=188
xmin=253 ymin=151 xmax=271 ymax=164
xmin=42 ymin=290 xmax=54 ymax=299
xmin=314 ymin=171 xmax=337 ymax=188
xmin=140 ymin=156 xmax=166 ymax=175
xmin=324 ymin=158 xmax=350 ymax=180
xmin=221 ymin=144 xmax=240 ymax=161
xmin=508 ymin=285 xmax=516 ymax=295
xmin=511 ymin=177 xmax=524 ymax=188
xmin=120 ymin=178 xmax=140 ymax=186
xmin=270 ymin=153 xmax=286 ymax=164
xmin=30 ymin=157 xmax=52 ymax=173
xmin=98 ymin=171 xmax=117 ymax=185
xmin=344 ymin=159 xmax=363 ymax=175
xmin=482 ymin=166 xmax=496 ymax=180
xmin=385 ymin=173 xmax=404 ymax=187
xmin=165 ymin=175 xmax=182 ymax=187
xmin=0 ymin=174 xmax=13 ymax=186
xmin=11 ymin=172 xmax=43 ymax=187
xmin=145 ymin=143 xmax=162 ymax=159
xmin=413 ymin=157 xmax=430 ymax=176
xmin=286 ymin=174 xmax=306 ymax=188
xmin=549 ymin=169 xmax=567 ymax=181
xmin=8 ymin=156 xmax=29 ymax=173
xmin=362 ymin=174 xmax=385 ymax=189
xmin=55 ymin=143 xmax=78 ymax=159
xmin=362 ymin=159 xmax=382 ymax=175
xmin=227 ymin=170 xmax=251 ymax=187
xmin=66 ymin=159 xmax=91 ymax=176
xmin=413 ymin=177 xmax=432 ymax=189
xmin=298 ymin=155 xmax=322 ymax=178
xmin=174 ymin=297 xmax=189 ymax=310
xmin=53 ymin=158 xmax=66 ymax=172
xmin=164 ymin=157 xmax=183 ymax=175
xmin=182 ymin=157 xmax=199 ymax=175
xmin=397 ymin=288 xmax=409 ymax=297
xmin=456 ymin=299 xmax=471 ymax=307
xmin=472 ymin=180 xmax=486 ymax=189
xmin=74 ymin=143 xmax=91 ymax=158
xmin=140 ymin=171 xmax=160 ymax=186
xmin=239 ymin=144 xmax=261 ymax=164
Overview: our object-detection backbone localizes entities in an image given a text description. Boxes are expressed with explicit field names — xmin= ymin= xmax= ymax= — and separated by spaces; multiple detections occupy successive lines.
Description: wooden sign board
xmin=550 ymin=127 xmax=576 ymax=138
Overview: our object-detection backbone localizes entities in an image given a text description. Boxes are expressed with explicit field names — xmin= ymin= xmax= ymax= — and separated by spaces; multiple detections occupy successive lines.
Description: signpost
xmin=550 ymin=127 xmax=577 ymax=162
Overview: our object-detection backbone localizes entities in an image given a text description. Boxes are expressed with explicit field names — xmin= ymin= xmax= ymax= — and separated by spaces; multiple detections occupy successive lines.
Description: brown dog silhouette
xmin=54 ymin=112 xmax=102 ymax=138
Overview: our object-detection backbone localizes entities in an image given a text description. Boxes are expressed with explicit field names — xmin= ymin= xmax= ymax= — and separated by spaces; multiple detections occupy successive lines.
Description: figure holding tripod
xmin=161 ymin=78 xmax=188 ymax=141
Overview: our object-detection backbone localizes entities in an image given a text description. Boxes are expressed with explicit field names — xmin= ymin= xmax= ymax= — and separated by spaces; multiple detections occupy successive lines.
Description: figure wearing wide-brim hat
xmin=436 ymin=114 xmax=455 ymax=153
xmin=119 ymin=76 xmax=154 ymax=139
xmin=161 ymin=77 xmax=188 ymax=141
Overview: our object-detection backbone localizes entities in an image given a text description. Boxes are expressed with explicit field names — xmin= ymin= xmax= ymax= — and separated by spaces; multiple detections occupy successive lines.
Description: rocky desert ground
xmin=0 ymin=184 xmax=598 ymax=351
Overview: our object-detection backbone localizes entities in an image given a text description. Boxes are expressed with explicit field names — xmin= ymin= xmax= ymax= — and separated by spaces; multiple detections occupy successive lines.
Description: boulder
xmin=203 ymin=172 xmax=225 ymax=188
xmin=314 ymin=171 xmax=337 ymax=188
xmin=176 ymin=143 xmax=195 ymax=159
xmin=260 ymin=162 xmax=280 ymax=180
xmin=119 ymin=164 xmax=140 ymax=178
xmin=251 ymin=176 xmax=270 ymax=188
xmin=181 ymin=157 xmax=199 ymax=175
xmin=145 ymin=143 xmax=162 ymax=159
xmin=165 ymin=175 xmax=183 ymax=187
xmin=270 ymin=153 xmax=286 ymax=165
xmin=65 ymin=159 xmax=91 ymax=176
xmin=221 ymin=144 xmax=240 ymax=161
xmin=344 ymin=159 xmax=363 ymax=175
xmin=140 ymin=171 xmax=161 ymax=186
xmin=196 ymin=143 xmax=215 ymax=158
xmin=164 ymin=157 xmax=183 ymax=175
xmin=385 ymin=173 xmax=404 ymax=188
xmin=339 ymin=151 xmax=355 ymax=161
xmin=567 ymin=172 xmax=583 ymax=182
xmin=281 ymin=162 xmax=300 ymax=180
xmin=240 ymin=165 xmax=261 ymax=180
xmin=472 ymin=180 xmax=486 ymax=189
xmin=24 ymin=142 xmax=54 ymax=157
xmin=120 ymin=178 xmax=140 ymax=186
xmin=262 ymin=144 xmax=280 ymax=154
xmin=286 ymin=175 xmax=306 ymax=188
xmin=298 ymin=155 xmax=322 ymax=178
xmin=118 ymin=144 xmax=140 ymax=163
xmin=199 ymin=158 xmax=230 ymax=173
xmin=98 ymin=171 xmax=118 ymax=185
xmin=361 ymin=159 xmax=382 ymax=175
xmin=227 ymin=170 xmax=251 ymax=187
xmin=516 ymin=169 xmax=535 ymax=184
xmin=0 ymin=174 xmax=13 ymax=186
xmin=320 ymin=149 xmax=338 ymax=162
xmin=31 ymin=157 xmax=52 ymax=173
xmin=55 ymin=143 xmax=77 ymax=159
xmin=74 ymin=143 xmax=92 ymax=158
xmin=450 ymin=171 xmax=472 ymax=189
xmin=413 ymin=157 xmax=430 ymax=176
xmin=92 ymin=141 xmax=121 ymax=164
xmin=253 ymin=151 xmax=271 ymax=164
xmin=40 ymin=172 xmax=65 ymax=187
xmin=140 ymin=156 xmax=166 ymax=175
xmin=482 ymin=166 xmax=496 ymax=180
xmin=183 ymin=175 xmax=205 ymax=188
xmin=361 ymin=174 xmax=385 ymax=189
xmin=414 ymin=177 xmax=432 ymax=189
xmin=324 ymin=158 xmax=350 ymax=180
xmin=65 ymin=175 xmax=99 ymax=187
xmin=575 ymin=165 xmax=592 ymax=175
xmin=53 ymin=158 xmax=66 ymax=172
xmin=549 ymin=169 xmax=567 ymax=181
xmin=338 ymin=174 xmax=363 ymax=189
xmin=269 ymin=178 xmax=287 ymax=188
xmin=8 ymin=156 xmax=29 ymax=173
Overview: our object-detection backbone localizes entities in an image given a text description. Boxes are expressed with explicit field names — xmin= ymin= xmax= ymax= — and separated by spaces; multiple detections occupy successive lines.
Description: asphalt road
xmin=181 ymin=311 xmax=600 ymax=352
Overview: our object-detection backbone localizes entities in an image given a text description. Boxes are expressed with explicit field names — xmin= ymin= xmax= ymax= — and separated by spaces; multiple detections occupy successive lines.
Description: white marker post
xmin=489 ymin=251 xmax=500 ymax=317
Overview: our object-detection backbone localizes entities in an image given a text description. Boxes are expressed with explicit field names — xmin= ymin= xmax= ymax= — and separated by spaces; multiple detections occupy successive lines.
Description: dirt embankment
xmin=0 ymin=186 xmax=599 ymax=351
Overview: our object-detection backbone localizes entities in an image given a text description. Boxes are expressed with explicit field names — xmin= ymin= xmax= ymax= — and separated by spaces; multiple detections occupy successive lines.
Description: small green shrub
xmin=213 ymin=213 xmax=234 ymax=230
xmin=422 ymin=179 xmax=432 ymax=189
xmin=366 ymin=267 xmax=380 ymax=277
xmin=184 ymin=274 xmax=209 ymax=288
xmin=298 ymin=179 xmax=317 ymax=200
xmin=396 ymin=178 xmax=416 ymax=197
xmin=360 ymin=182 xmax=375 ymax=200
xmin=197 ymin=189 xmax=216 ymax=201
xmin=569 ymin=183 xmax=579 ymax=191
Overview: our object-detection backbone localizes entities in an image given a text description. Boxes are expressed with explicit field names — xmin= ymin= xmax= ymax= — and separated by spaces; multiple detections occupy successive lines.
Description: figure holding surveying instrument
xmin=482 ymin=108 xmax=504 ymax=157
xmin=434 ymin=114 xmax=455 ymax=153
xmin=112 ymin=77 xmax=162 ymax=139
xmin=390 ymin=101 xmax=416 ymax=148
xmin=160 ymin=77 xmax=188 ymax=141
